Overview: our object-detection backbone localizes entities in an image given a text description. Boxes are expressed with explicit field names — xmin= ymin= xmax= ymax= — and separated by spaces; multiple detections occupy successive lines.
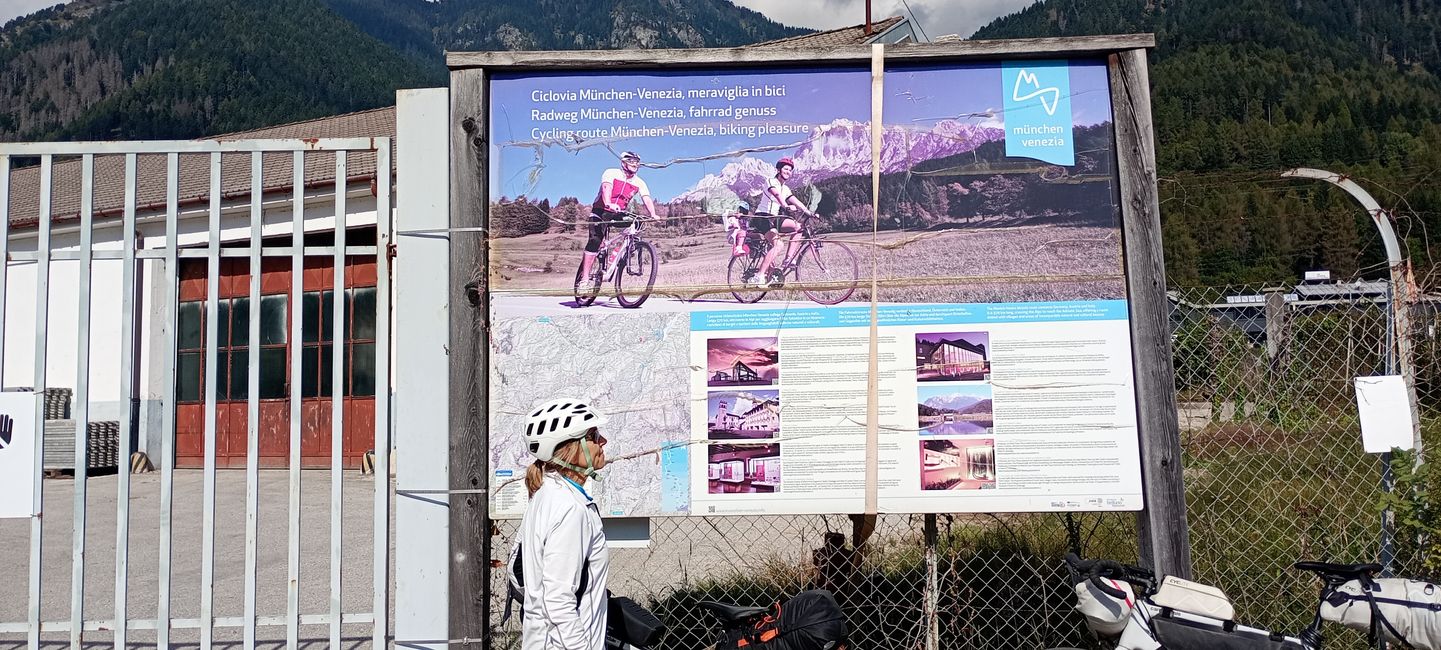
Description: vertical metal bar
xmin=200 ymin=152 xmax=222 ymax=650
xmin=923 ymin=514 xmax=938 ymax=650
xmin=372 ymin=139 xmax=392 ymax=649
xmin=287 ymin=151 xmax=305 ymax=650
xmin=244 ymin=151 xmax=262 ymax=649
xmin=157 ymin=152 xmax=180 ymax=650
xmin=0 ymin=154 xmax=10 ymax=384
xmin=70 ymin=154 xmax=96 ymax=649
xmin=330 ymin=151 xmax=346 ymax=648
xmin=28 ymin=154 xmax=53 ymax=650
xmin=113 ymin=154 xmax=138 ymax=650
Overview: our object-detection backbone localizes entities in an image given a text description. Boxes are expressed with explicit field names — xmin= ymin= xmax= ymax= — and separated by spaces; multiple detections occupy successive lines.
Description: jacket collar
xmin=548 ymin=472 xmax=594 ymax=505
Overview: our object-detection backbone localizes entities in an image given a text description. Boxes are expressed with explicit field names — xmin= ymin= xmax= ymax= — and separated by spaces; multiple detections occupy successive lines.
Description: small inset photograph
xmin=707 ymin=390 xmax=780 ymax=440
xmin=708 ymin=443 xmax=781 ymax=494
xmin=916 ymin=332 xmax=990 ymax=382
xmin=920 ymin=439 xmax=996 ymax=491
xmin=707 ymin=337 xmax=780 ymax=387
xmin=917 ymin=384 xmax=994 ymax=435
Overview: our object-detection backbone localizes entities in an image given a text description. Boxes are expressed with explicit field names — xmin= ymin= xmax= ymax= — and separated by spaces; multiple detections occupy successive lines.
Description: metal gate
xmin=0 ymin=138 xmax=392 ymax=648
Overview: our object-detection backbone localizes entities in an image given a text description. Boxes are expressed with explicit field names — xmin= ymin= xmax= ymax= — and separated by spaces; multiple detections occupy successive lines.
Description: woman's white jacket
xmin=520 ymin=474 xmax=610 ymax=650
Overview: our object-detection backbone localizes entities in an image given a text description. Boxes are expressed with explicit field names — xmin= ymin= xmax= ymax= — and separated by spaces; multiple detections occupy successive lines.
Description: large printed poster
xmin=486 ymin=60 xmax=1142 ymax=517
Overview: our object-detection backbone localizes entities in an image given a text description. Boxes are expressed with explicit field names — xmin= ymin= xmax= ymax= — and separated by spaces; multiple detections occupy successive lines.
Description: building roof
xmin=750 ymin=16 xmax=907 ymax=48
xmin=5 ymin=106 xmax=395 ymax=229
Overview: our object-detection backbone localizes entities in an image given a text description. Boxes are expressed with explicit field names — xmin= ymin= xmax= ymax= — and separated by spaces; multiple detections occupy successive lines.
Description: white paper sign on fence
xmin=1354 ymin=376 xmax=1415 ymax=454
xmin=0 ymin=391 xmax=37 ymax=518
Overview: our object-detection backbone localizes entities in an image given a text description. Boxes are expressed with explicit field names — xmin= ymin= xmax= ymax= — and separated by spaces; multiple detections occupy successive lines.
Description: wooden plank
xmin=449 ymin=66 xmax=492 ymax=643
xmin=1109 ymin=48 xmax=1192 ymax=579
xmin=447 ymin=33 xmax=1156 ymax=70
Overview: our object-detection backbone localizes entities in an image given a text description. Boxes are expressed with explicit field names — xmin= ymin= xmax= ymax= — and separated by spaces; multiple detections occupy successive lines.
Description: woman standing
xmin=520 ymin=398 xmax=611 ymax=650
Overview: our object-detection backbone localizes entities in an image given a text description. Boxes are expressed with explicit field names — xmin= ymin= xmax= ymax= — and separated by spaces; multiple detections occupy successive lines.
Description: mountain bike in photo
xmin=574 ymin=211 xmax=659 ymax=309
xmin=726 ymin=213 xmax=859 ymax=306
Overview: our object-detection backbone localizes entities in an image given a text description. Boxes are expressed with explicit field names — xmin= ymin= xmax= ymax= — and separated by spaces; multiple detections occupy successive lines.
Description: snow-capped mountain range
xmin=923 ymin=394 xmax=989 ymax=412
xmin=674 ymin=118 xmax=1003 ymax=204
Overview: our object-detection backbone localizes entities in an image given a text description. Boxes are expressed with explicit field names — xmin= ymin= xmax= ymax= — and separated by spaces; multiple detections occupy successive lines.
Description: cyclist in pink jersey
xmin=752 ymin=157 xmax=815 ymax=288
xmin=577 ymin=151 xmax=661 ymax=294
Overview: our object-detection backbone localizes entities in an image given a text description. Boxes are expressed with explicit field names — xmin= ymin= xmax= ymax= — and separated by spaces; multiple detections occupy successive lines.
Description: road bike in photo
xmin=727 ymin=213 xmax=859 ymax=306
xmin=575 ymin=211 xmax=659 ymax=309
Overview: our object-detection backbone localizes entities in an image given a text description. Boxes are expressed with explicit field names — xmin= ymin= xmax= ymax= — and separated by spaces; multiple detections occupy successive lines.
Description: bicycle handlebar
xmin=1065 ymin=553 xmax=1156 ymax=596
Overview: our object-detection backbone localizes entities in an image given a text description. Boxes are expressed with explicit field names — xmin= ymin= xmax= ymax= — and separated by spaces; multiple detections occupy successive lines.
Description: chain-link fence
xmin=485 ymin=280 xmax=1436 ymax=649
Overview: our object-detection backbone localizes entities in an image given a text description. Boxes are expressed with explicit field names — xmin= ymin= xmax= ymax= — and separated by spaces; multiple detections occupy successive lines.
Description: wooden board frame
xmin=446 ymin=37 xmax=1189 ymax=638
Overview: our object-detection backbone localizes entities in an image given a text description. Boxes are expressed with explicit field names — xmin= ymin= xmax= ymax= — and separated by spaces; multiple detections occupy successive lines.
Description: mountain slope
xmin=0 ymin=0 xmax=805 ymax=142
xmin=0 ymin=0 xmax=442 ymax=140
xmin=973 ymin=0 xmax=1441 ymax=285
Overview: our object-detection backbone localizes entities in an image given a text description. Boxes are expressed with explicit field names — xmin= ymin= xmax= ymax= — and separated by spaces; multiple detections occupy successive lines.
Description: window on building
xmin=174 ymin=287 xmax=377 ymax=402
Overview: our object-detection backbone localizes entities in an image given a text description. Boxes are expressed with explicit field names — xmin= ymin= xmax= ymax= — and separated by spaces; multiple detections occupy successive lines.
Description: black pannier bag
xmin=607 ymin=594 xmax=667 ymax=648
xmin=711 ymin=590 xmax=848 ymax=650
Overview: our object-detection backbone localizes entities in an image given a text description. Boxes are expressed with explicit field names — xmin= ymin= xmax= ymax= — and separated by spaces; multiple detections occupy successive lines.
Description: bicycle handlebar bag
xmin=1321 ymin=578 xmax=1441 ymax=650
xmin=714 ymin=589 xmax=848 ymax=650
xmin=1074 ymin=578 xmax=1135 ymax=636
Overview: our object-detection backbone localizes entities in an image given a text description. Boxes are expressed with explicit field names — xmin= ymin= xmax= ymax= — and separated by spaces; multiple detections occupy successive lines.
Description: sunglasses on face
xmin=583 ymin=430 xmax=606 ymax=444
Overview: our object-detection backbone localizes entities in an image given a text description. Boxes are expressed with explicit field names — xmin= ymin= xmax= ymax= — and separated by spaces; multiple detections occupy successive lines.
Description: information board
xmin=483 ymin=58 xmax=1143 ymax=517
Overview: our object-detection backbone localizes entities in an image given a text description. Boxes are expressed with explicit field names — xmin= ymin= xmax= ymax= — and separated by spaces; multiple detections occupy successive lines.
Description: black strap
xmin=1357 ymin=576 xmax=1415 ymax=649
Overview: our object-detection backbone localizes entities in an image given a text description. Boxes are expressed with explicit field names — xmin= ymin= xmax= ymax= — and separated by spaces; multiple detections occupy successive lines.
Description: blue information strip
xmin=690 ymin=300 xmax=1129 ymax=332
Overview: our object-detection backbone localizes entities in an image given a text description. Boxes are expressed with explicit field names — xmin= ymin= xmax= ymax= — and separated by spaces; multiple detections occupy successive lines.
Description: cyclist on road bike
xmin=577 ymin=151 xmax=661 ymax=294
xmin=751 ymin=157 xmax=815 ymax=288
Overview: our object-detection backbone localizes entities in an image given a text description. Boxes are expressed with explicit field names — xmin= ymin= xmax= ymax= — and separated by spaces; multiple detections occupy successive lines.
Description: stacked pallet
xmin=16 ymin=387 xmax=123 ymax=472
xmin=43 ymin=420 xmax=122 ymax=471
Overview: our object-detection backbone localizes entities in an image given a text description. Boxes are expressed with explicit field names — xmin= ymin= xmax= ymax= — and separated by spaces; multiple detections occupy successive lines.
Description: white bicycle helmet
xmin=524 ymin=398 xmax=604 ymax=462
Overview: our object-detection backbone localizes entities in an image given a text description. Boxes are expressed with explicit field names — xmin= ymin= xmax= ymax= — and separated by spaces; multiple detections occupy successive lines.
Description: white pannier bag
xmin=1075 ymin=577 xmax=1135 ymax=636
xmin=1320 ymin=577 xmax=1441 ymax=650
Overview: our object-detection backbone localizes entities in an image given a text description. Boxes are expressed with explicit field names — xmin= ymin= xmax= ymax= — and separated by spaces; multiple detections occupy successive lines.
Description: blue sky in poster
xmin=489 ymin=60 xmax=1112 ymax=204
xmin=882 ymin=61 xmax=1112 ymax=131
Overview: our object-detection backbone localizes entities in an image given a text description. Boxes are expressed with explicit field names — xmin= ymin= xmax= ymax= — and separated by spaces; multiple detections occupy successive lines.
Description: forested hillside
xmin=0 ymin=0 xmax=803 ymax=142
xmin=975 ymin=0 xmax=1441 ymax=285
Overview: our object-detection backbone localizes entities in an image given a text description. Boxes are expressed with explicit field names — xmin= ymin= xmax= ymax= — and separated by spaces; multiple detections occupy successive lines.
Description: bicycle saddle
xmin=696 ymin=601 xmax=770 ymax=625
xmin=1294 ymin=561 xmax=1382 ymax=579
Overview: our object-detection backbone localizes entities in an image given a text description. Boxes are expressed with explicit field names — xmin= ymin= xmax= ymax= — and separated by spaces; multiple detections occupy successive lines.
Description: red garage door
xmin=173 ymin=231 xmax=378 ymax=469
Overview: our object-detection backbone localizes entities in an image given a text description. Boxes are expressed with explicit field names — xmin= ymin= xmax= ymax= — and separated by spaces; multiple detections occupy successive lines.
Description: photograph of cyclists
xmin=486 ymin=60 xmax=1123 ymax=314
xmin=487 ymin=66 xmax=873 ymax=314
xmin=707 ymin=336 xmax=780 ymax=387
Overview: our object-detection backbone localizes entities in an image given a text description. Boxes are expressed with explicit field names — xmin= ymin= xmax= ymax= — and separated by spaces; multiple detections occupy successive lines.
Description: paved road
xmin=0 ymin=470 xmax=390 ymax=649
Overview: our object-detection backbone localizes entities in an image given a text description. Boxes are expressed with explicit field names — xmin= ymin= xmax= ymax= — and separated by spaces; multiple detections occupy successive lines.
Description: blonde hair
xmin=524 ymin=433 xmax=593 ymax=496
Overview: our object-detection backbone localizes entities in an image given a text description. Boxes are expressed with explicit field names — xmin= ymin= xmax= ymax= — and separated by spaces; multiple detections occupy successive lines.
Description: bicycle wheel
xmin=727 ymin=254 xmax=768 ymax=303
xmin=796 ymin=240 xmax=858 ymax=305
xmin=615 ymin=240 xmax=658 ymax=308
xmin=574 ymin=258 xmax=601 ymax=307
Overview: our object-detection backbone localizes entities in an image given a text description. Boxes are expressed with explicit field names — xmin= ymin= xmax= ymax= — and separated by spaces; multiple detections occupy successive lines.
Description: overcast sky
xmin=2 ymin=0 xmax=63 ymax=26
xmin=3 ymin=0 xmax=1038 ymax=41
xmin=731 ymin=0 xmax=1040 ymax=40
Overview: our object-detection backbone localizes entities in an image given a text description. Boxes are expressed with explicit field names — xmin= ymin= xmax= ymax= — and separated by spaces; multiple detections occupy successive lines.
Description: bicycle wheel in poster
xmin=796 ymin=240 xmax=858 ymax=305
xmin=574 ymin=260 xmax=600 ymax=307
xmin=615 ymin=240 xmax=658 ymax=308
xmin=727 ymin=254 xmax=768 ymax=304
